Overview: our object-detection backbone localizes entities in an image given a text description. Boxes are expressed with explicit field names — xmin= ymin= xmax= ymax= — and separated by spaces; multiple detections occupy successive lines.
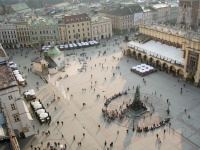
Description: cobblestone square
xmin=5 ymin=36 xmax=200 ymax=150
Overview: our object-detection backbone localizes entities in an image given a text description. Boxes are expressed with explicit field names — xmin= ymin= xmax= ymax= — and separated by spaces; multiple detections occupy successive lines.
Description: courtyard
xmin=4 ymin=35 xmax=200 ymax=150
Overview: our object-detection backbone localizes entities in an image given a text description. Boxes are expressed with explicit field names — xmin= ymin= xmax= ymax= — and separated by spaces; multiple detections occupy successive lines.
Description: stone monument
xmin=129 ymin=86 xmax=147 ymax=112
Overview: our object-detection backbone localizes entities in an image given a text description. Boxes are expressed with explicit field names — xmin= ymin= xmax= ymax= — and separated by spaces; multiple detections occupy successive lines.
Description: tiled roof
xmin=103 ymin=5 xmax=143 ymax=16
xmin=64 ymin=13 xmax=90 ymax=24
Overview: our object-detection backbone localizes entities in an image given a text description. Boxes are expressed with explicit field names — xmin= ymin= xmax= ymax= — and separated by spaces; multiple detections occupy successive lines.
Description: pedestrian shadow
xmin=71 ymin=116 xmax=76 ymax=122
xmin=69 ymin=139 xmax=75 ymax=147
xmin=96 ymin=129 xmax=100 ymax=135
xmin=123 ymin=130 xmax=134 ymax=149
xmin=114 ymin=134 xmax=119 ymax=142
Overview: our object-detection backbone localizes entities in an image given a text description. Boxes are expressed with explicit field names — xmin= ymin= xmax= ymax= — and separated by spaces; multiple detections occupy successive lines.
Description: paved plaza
xmin=5 ymin=36 xmax=200 ymax=150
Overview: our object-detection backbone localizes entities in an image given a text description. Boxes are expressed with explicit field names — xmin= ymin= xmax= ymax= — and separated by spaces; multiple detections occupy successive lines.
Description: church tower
xmin=177 ymin=0 xmax=200 ymax=31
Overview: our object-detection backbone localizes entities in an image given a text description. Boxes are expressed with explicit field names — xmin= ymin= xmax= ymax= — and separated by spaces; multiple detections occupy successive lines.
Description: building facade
xmin=126 ymin=24 xmax=200 ymax=86
xmin=0 ymin=24 xmax=19 ymax=48
xmin=91 ymin=16 xmax=112 ymax=40
xmin=100 ymin=5 xmax=143 ymax=33
xmin=29 ymin=17 xmax=59 ymax=47
xmin=58 ymin=23 xmax=67 ymax=44
xmin=14 ymin=21 xmax=31 ymax=47
xmin=151 ymin=3 xmax=171 ymax=23
xmin=64 ymin=13 xmax=91 ymax=43
xmin=141 ymin=5 xmax=157 ymax=25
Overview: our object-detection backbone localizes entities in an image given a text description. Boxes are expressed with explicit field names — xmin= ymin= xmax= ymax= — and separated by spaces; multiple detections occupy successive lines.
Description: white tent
xmin=36 ymin=109 xmax=45 ymax=115
xmin=40 ymin=113 xmax=48 ymax=118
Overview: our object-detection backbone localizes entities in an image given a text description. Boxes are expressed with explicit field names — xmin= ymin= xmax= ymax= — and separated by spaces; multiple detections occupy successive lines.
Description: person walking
xmin=73 ymin=135 xmax=75 ymax=141
xmin=104 ymin=140 xmax=107 ymax=146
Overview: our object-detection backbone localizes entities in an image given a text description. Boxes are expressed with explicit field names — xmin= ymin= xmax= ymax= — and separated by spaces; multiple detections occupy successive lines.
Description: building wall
xmin=91 ymin=17 xmax=112 ymax=40
xmin=100 ymin=13 xmax=135 ymax=31
xmin=169 ymin=6 xmax=178 ymax=20
xmin=49 ymin=67 xmax=58 ymax=74
xmin=142 ymin=11 xmax=156 ymax=25
xmin=156 ymin=7 xmax=171 ymax=22
xmin=14 ymin=22 xmax=31 ymax=47
xmin=51 ymin=52 xmax=65 ymax=70
xmin=66 ymin=20 xmax=91 ymax=43
xmin=0 ymin=24 xmax=19 ymax=48
xmin=30 ymin=24 xmax=59 ymax=46
xmin=58 ymin=24 xmax=67 ymax=44
xmin=32 ymin=62 xmax=42 ymax=72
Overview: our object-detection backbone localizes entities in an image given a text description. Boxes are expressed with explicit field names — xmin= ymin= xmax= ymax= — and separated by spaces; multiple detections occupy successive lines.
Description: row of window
xmin=1 ymin=31 xmax=16 ymax=34
xmin=1 ymin=39 xmax=18 ymax=43
xmin=67 ymin=28 xmax=90 ymax=34
xmin=2 ymin=35 xmax=17 ymax=39
xmin=31 ymin=30 xmax=56 ymax=35
xmin=92 ymin=24 xmax=111 ymax=28
xmin=67 ymin=22 xmax=89 ymax=28
xmin=68 ymin=33 xmax=90 ymax=39
xmin=17 ymin=32 xmax=30 ymax=36
xmin=18 ymin=37 xmax=30 ymax=42
xmin=16 ymin=28 xmax=28 ymax=31
xmin=32 ymin=36 xmax=56 ymax=40
xmin=92 ymin=29 xmax=110 ymax=34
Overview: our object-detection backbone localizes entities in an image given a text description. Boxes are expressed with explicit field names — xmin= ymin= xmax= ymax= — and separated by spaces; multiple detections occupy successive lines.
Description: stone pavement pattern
xmin=5 ymin=36 xmax=200 ymax=150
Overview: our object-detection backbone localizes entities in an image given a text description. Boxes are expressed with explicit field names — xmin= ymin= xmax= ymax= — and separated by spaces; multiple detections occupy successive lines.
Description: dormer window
xmin=71 ymin=19 xmax=74 ymax=22
xmin=81 ymin=18 xmax=83 ymax=21
xmin=76 ymin=18 xmax=79 ymax=21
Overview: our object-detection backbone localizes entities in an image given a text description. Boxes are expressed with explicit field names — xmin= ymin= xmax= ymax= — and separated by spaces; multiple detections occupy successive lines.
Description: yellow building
xmin=64 ymin=13 xmax=91 ymax=43
xmin=126 ymin=24 xmax=200 ymax=86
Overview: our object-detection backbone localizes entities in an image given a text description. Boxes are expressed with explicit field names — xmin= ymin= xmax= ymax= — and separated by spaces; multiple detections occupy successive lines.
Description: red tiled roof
xmin=64 ymin=13 xmax=90 ymax=24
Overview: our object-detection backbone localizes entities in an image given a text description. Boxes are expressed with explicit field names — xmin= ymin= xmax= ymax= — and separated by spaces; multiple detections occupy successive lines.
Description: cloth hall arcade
xmin=126 ymin=24 xmax=200 ymax=86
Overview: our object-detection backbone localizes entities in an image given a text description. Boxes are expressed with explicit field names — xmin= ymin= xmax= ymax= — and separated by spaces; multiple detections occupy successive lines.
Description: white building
xmin=151 ymin=3 xmax=171 ymax=23
xmin=0 ymin=24 xmax=19 ymax=49
xmin=141 ymin=5 xmax=157 ymax=24
xmin=0 ymin=44 xmax=34 ymax=138
xmin=91 ymin=16 xmax=112 ymax=40
xmin=140 ymin=2 xmax=178 ymax=25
